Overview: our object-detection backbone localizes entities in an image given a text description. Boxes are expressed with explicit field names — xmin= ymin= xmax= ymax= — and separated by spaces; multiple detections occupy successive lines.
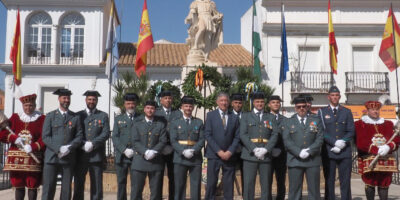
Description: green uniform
xmin=155 ymin=107 xmax=182 ymax=200
xmin=73 ymin=109 xmax=110 ymax=200
xmin=239 ymin=111 xmax=279 ymax=200
xmin=131 ymin=116 xmax=167 ymax=200
xmin=169 ymin=117 xmax=205 ymax=200
xmin=282 ymin=114 xmax=324 ymax=200
xmin=112 ymin=112 xmax=140 ymax=200
xmin=41 ymin=109 xmax=83 ymax=200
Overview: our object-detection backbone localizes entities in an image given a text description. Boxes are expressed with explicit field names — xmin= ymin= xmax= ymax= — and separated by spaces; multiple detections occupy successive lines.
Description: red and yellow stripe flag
xmin=135 ymin=0 xmax=154 ymax=77
xmin=10 ymin=9 xmax=22 ymax=85
xmin=328 ymin=0 xmax=338 ymax=74
xmin=379 ymin=7 xmax=400 ymax=72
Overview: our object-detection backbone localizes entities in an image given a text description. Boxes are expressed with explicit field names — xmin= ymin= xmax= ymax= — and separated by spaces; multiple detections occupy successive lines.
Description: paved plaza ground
xmin=0 ymin=175 xmax=399 ymax=199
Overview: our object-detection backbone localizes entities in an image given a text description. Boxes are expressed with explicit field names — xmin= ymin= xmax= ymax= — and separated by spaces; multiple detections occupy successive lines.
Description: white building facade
xmin=242 ymin=0 xmax=400 ymax=117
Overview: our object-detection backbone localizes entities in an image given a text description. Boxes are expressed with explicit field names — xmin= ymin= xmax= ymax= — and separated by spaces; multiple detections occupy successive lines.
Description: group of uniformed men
xmin=0 ymin=85 xmax=399 ymax=200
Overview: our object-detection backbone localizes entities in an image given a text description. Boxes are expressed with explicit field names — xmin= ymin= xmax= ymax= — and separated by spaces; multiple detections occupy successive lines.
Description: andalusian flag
xmin=135 ymin=0 xmax=154 ymax=77
xmin=379 ymin=7 xmax=400 ymax=72
xmin=252 ymin=0 xmax=262 ymax=78
xmin=104 ymin=0 xmax=120 ymax=82
xmin=328 ymin=0 xmax=338 ymax=74
xmin=10 ymin=9 xmax=22 ymax=85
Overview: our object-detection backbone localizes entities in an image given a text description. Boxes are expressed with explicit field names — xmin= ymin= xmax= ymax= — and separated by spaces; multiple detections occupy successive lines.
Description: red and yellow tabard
xmin=355 ymin=116 xmax=400 ymax=187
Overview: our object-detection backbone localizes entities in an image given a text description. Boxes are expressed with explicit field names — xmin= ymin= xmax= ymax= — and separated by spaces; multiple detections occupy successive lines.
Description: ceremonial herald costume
xmin=355 ymin=100 xmax=400 ymax=200
xmin=0 ymin=94 xmax=45 ymax=200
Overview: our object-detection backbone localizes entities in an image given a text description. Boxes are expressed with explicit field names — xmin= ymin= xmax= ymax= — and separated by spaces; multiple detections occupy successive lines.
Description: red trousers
xmin=362 ymin=172 xmax=392 ymax=188
xmin=10 ymin=171 xmax=42 ymax=188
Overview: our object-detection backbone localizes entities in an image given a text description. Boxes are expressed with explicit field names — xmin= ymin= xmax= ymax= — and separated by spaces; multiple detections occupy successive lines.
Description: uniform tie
xmin=166 ymin=110 xmax=170 ymax=116
xmin=147 ymin=121 xmax=152 ymax=126
xmin=221 ymin=112 xmax=226 ymax=129
xmin=333 ymin=108 xmax=338 ymax=116
xmin=63 ymin=113 xmax=67 ymax=121
xmin=256 ymin=112 xmax=262 ymax=122
xmin=300 ymin=118 xmax=305 ymax=128
xmin=129 ymin=114 xmax=133 ymax=121
xmin=186 ymin=118 xmax=190 ymax=125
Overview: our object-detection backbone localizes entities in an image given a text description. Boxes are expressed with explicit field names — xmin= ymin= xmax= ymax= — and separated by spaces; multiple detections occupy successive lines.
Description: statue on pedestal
xmin=185 ymin=0 xmax=223 ymax=66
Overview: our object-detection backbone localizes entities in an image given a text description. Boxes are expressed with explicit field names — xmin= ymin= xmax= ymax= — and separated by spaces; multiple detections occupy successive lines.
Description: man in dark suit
xmin=267 ymin=95 xmax=287 ymax=200
xmin=282 ymin=97 xmax=324 ymax=200
xmin=41 ymin=89 xmax=83 ymax=200
xmin=204 ymin=92 xmax=240 ymax=200
xmin=230 ymin=93 xmax=244 ymax=195
xmin=111 ymin=93 xmax=141 ymax=200
xmin=319 ymin=86 xmax=355 ymax=200
xmin=73 ymin=90 xmax=110 ymax=200
xmin=154 ymin=90 xmax=182 ymax=200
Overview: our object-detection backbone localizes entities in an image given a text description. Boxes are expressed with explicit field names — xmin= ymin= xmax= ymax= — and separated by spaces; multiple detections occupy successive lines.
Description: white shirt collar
xmin=126 ymin=111 xmax=135 ymax=117
xmin=361 ymin=115 xmax=384 ymax=125
xmin=183 ymin=115 xmax=192 ymax=123
xmin=58 ymin=108 xmax=68 ymax=115
xmin=218 ymin=108 xmax=227 ymax=116
xmin=86 ymin=108 xmax=96 ymax=115
xmin=297 ymin=114 xmax=307 ymax=123
xmin=163 ymin=106 xmax=171 ymax=113
xmin=330 ymin=104 xmax=339 ymax=111
xmin=18 ymin=111 xmax=42 ymax=123
xmin=253 ymin=108 xmax=263 ymax=115
xmin=233 ymin=110 xmax=241 ymax=116
xmin=145 ymin=116 xmax=153 ymax=123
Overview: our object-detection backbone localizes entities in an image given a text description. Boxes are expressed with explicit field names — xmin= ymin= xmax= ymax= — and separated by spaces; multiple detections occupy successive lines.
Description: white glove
xmin=144 ymin=150 xmax=158 ymax=160
xmin=182 ymin=149 xmax=195 ymax=159
xmin=58 ymin=145 xmax=71 ymax=158
xmin=23 ymin=144 xmax=32 ymax=154
xmin=258 ymin=148 xmax=268 ymax=156
xmin=331 ymin=146 xmax=341 ymax=154
xmin=162 ymin=145 xmax=174 ymax=155
xmin=123 ymin=148 xmax=134 ymax=158
xmin=83 ymin=141 xmax=94 ymax=153
xmin=378 ymin=144 xmax=390 ymax=156
xmin=15 ymin=137 xmax=24 ymax=147
xmin=272 ymin=148 xmax=282 ymax=157
xmin=335 ymin=140 xmax=346 ymax=149
xmin=253 ymin=148 xmax=264 ymax=160
xmin=299 ymin=149 xmax=310 ymax=159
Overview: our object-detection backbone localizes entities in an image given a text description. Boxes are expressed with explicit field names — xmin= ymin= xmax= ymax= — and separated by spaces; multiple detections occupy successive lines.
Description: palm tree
xmin=113 ymin=72 xmax=148 ymax=113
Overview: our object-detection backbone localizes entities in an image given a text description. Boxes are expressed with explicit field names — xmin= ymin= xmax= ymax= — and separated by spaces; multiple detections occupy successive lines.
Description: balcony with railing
xmin=25 ymin=44 xmax=84 ymax=65
xmin=345 ymin=72 xmax=389 ymax=94
xmin=290 ymin=72 xmax=333 ymax=94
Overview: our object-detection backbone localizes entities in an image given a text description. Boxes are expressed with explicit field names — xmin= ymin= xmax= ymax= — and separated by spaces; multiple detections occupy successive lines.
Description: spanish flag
xmin=379 ymin=7 xmax=400 ymax=72
xmin=328 ymin=0 xmax=338 ymax=74
xmin=10 ymin=9 xmax=22 ymax=85
xmin=135 ymin=0 xmax=154 ymax=77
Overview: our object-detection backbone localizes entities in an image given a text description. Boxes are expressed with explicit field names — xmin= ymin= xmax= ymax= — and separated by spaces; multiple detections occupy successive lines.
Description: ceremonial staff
xmin=0 ymin=111 xmax=40 ymax=163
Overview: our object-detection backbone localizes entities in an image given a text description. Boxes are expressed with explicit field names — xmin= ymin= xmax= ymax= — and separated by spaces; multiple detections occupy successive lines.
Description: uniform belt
xmin=250 ymin=138 xmax=268 ymax=143
xmin=178 ymin=140 xmax=196 ymax=146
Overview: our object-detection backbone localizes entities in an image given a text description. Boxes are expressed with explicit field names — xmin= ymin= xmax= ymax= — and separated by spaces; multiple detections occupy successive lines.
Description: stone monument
xmin=185 ymin=0 xmax=223 ymax=66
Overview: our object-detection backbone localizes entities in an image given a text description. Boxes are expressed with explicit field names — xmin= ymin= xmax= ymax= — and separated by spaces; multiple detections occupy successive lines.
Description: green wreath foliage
xmin=182 ymin=64 xmax=232 ymax=110
xmin=230 ymin=67 xmax=275 ymax=112
xmin=147 ymin=81 xmax=181 ymax=110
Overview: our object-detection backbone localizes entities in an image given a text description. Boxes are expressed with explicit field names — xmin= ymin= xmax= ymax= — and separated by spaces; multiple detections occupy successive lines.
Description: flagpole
xmin=329 ymin=0 xmax=334 ymax=87
xmin=390 ymin=3 xmax=400 ymax=111
xmin=251 ymin=0 xmax=255 ymax=69
xmin=281 ymin=2 xmax=284 ymax=115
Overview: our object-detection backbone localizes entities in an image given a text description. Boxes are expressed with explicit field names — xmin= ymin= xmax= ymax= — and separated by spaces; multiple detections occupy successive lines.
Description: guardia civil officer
xmin=131 ymin=100 xmax=167 ymax=200
xmin=267 ymin=95 xmax=287 ymax=200
xmin=41 ymin=89 xmax=83 ymax=200
xmin=112 ymin=93 xmax=141 ymax=200
xmin=73 ymin=90 xmax=110 ymax=200
xmin=154 ymin=90 xmax=182 ymax=200
xmin=170 ymin=96 xmax=205 ymax=200
xmin=282 ymin=97 xmax=323 ymax=200
xmin=319 ymin=86 xmax=354 ymax=200
xmin=240 ymin=92 xmax=278 ymax=200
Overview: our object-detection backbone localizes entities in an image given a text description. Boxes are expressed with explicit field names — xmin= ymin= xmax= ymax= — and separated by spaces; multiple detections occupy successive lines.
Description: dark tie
xmin=300 ymin=118 xmax=305 ymax=128
xmin=221 ymin=113 xmax=226 ymax=129
xmin=186 ymin=118 xmax=190 ymax=125
xmin=129 ymin=114 xmax=133 ymax=121
xmin=63 ymin=113 xmax=67 ymax=121
xmin=147 ymin=121 xmax=152 ymax=126
xmin=256 ymin=112 xmax=261 ymax=122
xmin=166 ymin=110 xmax=170 ymax=116
xmin=333 ymin=108 xmax=338 ymax=116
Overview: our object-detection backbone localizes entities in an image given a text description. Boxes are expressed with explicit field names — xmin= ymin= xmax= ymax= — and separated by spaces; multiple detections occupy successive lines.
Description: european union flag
xmin=279 ymin=8 xmax=289 ymax=84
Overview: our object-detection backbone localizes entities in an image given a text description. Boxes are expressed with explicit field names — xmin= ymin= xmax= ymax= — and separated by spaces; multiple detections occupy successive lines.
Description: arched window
xmin=27 ymin=12 xmax=52 ymax=64
xmin=60 ymin=13 xmax=85 ymax=64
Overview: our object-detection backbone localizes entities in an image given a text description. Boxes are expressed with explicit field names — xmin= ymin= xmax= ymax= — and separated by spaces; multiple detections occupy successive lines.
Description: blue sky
xmin=0 ymin=0 xmax=253 ymax=90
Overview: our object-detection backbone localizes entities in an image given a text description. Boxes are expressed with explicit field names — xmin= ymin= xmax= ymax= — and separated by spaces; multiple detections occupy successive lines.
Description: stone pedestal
xmin=187 ymin=49 xmax=206 ymax=66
